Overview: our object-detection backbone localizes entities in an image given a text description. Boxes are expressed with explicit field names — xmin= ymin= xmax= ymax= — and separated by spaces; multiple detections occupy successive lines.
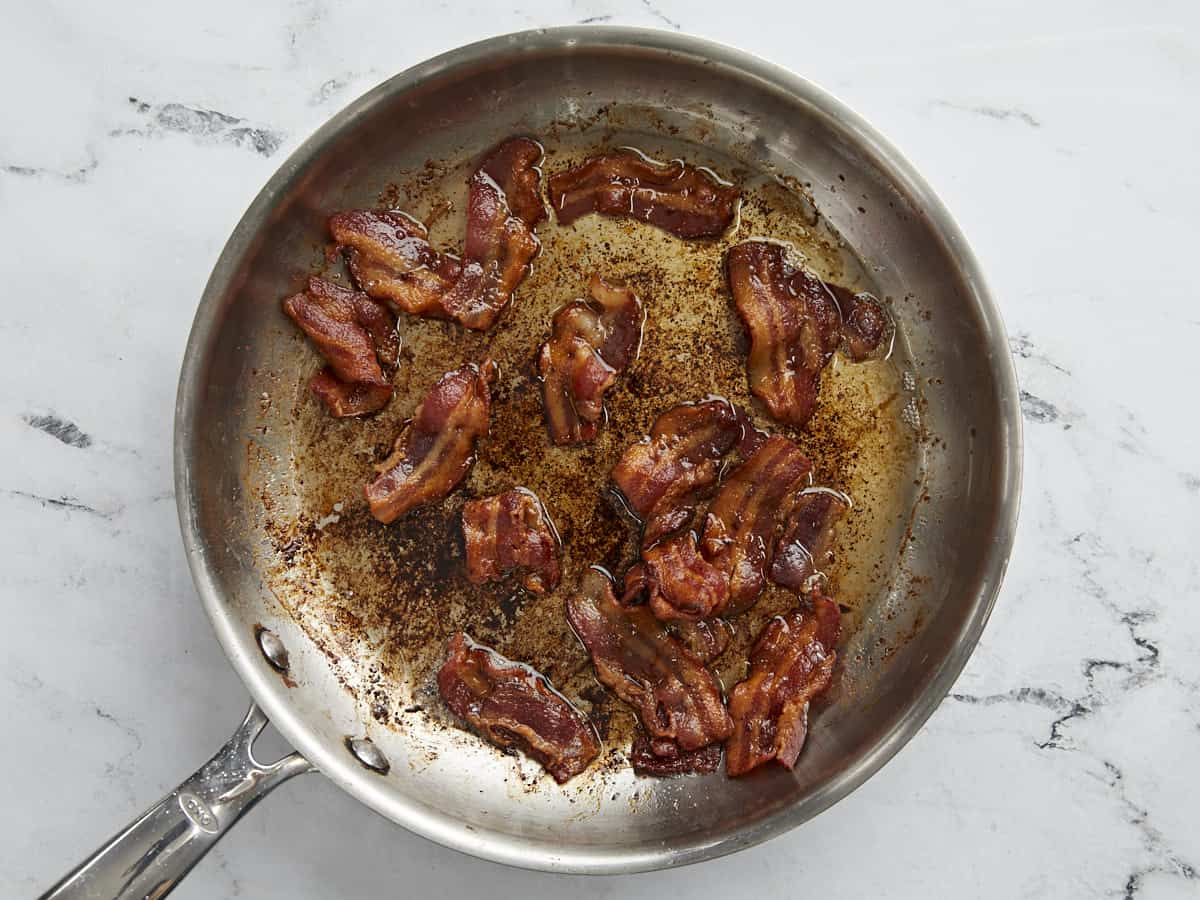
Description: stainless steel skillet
xmin=42 ymin=26 xmax=1021 ymax=897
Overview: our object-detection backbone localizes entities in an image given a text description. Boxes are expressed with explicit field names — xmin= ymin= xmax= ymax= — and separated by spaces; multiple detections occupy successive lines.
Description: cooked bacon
xmin=331 ymin=137 xmax=543 ymax=330
xmin=770 ymin=489 xmax=849 ymax=592
xmin=478 ymin=136 xmax=546 ymax=229
xmin=825 ymin=283 xmax=889 ymax=361
xmin=566 ymin=568 xmax=732 ymax=752
xmin=438 ymin=632 xmax=599 ymax=783
xmin=308 ymin=369 xmax=394 ymax=418
xmin=701 ymin=435 xmax=813 ymax=615
xmin=549 ymin=150 xmax=740 ymax=239
xmin=624 ymin=533 xmax=731 ymax=623
xmin=538 ymin=274 xmax=644 ymax=445
xmin=727 ymin=241 xmax=842 ymax=427
xmin=671 ymin=618 xmax=733 ymax=666
xmin=611 ymin=400 xmax=741 ymax=548
xmin=630 ymin=733 xmax=722 ymax=777
xmin=282 ymin=276 xmax=398 ymax=416
xmin=726 ymin=592 xmax=841 ymax=777
xmin=328 ymin=210 xmax=463 ymax=319
xmin=365 ymin=362 xmax=495 ymax=523
xmin=462 ymin=488 xmax=561 ymax=594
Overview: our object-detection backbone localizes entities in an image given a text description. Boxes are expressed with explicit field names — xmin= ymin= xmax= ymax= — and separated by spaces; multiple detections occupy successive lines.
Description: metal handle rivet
xmin=345 ymin=736 xmax=390 ymax=775
xmin=254 ymin=626 xmax=290 ymax=674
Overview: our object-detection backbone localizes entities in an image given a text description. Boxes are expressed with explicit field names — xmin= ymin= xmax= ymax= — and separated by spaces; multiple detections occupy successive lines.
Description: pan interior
xmin=180 ymin=31 xmax=1015 ymax=871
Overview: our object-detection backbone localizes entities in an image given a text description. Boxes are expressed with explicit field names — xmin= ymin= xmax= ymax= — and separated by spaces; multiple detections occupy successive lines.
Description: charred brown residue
xmin=256 ymin=130 xmax=926 ymax=781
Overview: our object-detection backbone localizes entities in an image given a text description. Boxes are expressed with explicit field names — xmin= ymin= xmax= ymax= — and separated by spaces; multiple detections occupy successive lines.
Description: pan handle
xmin=39 ymin=702 xmax=314 ymax=900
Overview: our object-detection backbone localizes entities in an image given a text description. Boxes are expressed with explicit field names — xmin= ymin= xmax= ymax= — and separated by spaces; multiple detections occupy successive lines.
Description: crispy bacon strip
xmin=726 ymin=593 xmax=840 ymax=777
xmin=438 ymin=633 xmax=599 ymax=783
xmin=769 ymin=489 xmax=849 ymax=592
xmin=671 ymin=618 xmax=733 ymax=666
xmin=328 ymin=210 xmax=463 ymax=318
xmin=727 ymin=241 xmax=842 ymax=427
xmin=702 ymin=435 xmax=813 ymax=615
xmin=549 ymin=151 xmax=740 ymax=239
xmin=462 ymin=488 xmax=561 ymax=594
xmin=365 ymin=362 xmax=495 ymax=523
xmin=282 ymin=276 xmax=398 ymax=416
xmin=331 ymin=137 xmax=543 ymax=330
xmin=478 ymin=136 xmax=547 ymax=230
xmin=611 ymin=400 xmax=741 ymax=548
xmin=538 ymin=274 xmax=644 ymax=445
xmin=624 ymin=533 xmax=731 ymax=623
xmin=307 ymin=369 xmax=394 ymax=418
xmin=825 ymin=283 xmax=889 ymax=361
xmin=566 ymin=568 xmax=732 ymax=753
xmin=630 ymin=733 xmax=722 ymax=777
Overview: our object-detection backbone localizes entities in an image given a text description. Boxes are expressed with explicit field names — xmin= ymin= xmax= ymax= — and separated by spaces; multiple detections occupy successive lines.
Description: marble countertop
xmin=4 ymin=2 xmax=1198 ymax=897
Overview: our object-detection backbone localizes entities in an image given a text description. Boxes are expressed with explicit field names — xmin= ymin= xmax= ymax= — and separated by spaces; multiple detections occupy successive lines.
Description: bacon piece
xmin=769 ymin=489 xmax=849 ymax=592
xmin=307 ymin=369 xmax=394 ymax=418
xmin=566 ymin=568 xmax=732 ymax=752
xmin=825 ymin=283 xmax=889 ymax=361
xmin=462 ymin=488 xmax=561 ymax=594
xmin=328 ymin=210 xmax=462 ymax=318
xmin=725 ymin=593 xmax=841 ymax=777
xmin=701 ymin=435 xmax=813 ymax=615
xmin=611 ymin=400 xmax=741 ymax=548
xmin=478 ymin=136 xmax=546 ymax=229
xmin=538 ymin=274 xmax=644 ymax=445
xmin=438 ymin=632 xmax=599 ymax=783
xmin=282 ymin=276 xmax=398 ymax=416
xmin=549 ymin=150 xmax=740 ymax=239
xmin=630 ymin=733 xmax=722 ymax=777
xmin=331 ymin=137 xmax=543 ymax=330
xmin=624 ymin=533 xmax=730 ymax=623
xmin=671 ymin=618 xmax=733 ymax=666
xmin=365 ymin=362 xmax=495 ymax=523
xmin=727 ymin=241 xmax=842 ymax=427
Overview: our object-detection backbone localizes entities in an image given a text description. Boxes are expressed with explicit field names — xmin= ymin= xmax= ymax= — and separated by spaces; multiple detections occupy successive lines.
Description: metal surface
xmin=39 ymin=705 xmax=312 ymax=899
xmin=47 ymin=25 xmax=1022 ymax=889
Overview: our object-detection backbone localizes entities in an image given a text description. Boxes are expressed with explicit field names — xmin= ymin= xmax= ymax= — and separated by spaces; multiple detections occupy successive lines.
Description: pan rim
xmin=174 ymin=24 xmax=1023 ymax=874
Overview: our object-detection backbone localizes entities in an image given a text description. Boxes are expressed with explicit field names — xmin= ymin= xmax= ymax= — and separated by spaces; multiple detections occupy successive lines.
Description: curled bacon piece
xmin=477 ymin=136 xmax=547 ymax=230
xmin=630 ymin=733 xmax=722 ymax=777
xmin=671 ymin=618 xmax=733 ymax=666
xmin=727 ymin=241 xmax=842 ymax=427
xmin=438 ymin=633 xmax=599 ymax=783
xmin=331 ymin=137 xmax=544 ymax=330
xmin=566 ymin=568 xmax=732 ymax=753
xmin=538 ymin=274 xmax=644 ymax=445
xmin=549 ymin=150 xmax=740 ymax=239
xmin=726 ymin=593 xmax=840 ymax=777
xmin=462 ymin=488 xmax=561 ymax=594
xmin=611 ymin=400 xmax=741 ymax=548
xmin=282 ymin=277 xmax=398 ymax=416
xmin=328 ymin=210 xmax=463 ymax=319
xmin=624 ymin=533 xmax=730 ymax=623
xmin=769 ymin=489 xmax=849 ymax=592
xmin=365 ymin=362 xmax=495 ymax=523
xmin=825 ymin=283 xmax=889 ymax=361
xmin=702 ymin=435 xmax=813 ymax=615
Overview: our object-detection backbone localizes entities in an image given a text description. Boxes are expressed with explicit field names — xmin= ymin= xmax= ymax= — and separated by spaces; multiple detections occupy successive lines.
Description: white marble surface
xmin=3 ymin=1 xmax=1199 ymax=897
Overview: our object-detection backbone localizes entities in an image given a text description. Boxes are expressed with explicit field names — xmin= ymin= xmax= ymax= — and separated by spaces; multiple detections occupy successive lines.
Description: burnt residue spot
xmin=23 ymin=413 xmax=92 ymax=448
xmin=125 ymin=97 xmax=284 ymax=157
xmin=1020 ymin=390 xmax=1061 ymax=424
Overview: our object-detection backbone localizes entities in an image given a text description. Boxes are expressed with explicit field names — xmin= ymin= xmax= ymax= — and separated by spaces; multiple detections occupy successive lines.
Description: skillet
xmin=41 ymin=26 xmax=1021 ymax=897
